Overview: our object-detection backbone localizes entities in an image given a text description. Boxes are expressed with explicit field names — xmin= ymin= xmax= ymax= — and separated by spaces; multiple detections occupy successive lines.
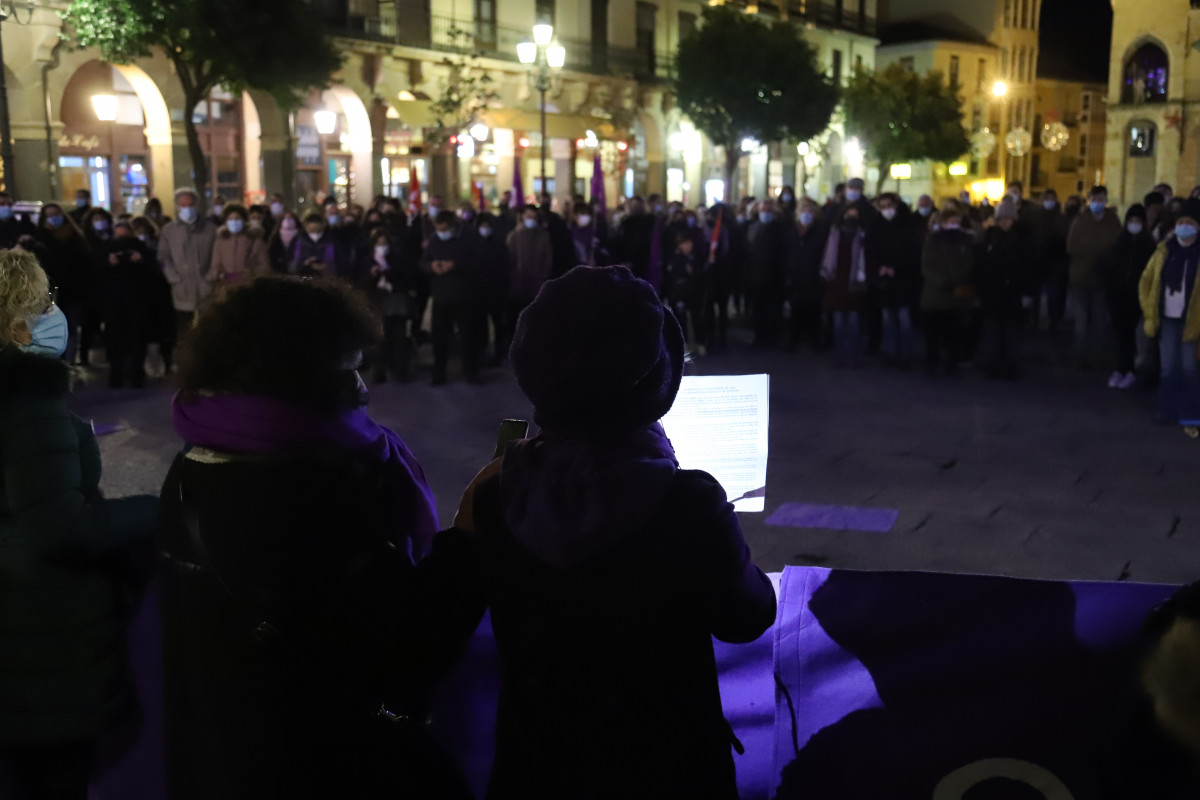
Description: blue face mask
xmin=46 ymin=214 xmax=64 ymax=228
xmin=75 ymin=198 xmax=88 ymax=209
xmin=436 ymin=230 xmax=453 ymax=241
xmin=0 ymin=206 xmax=12 ymax=220
xmin=177 ymin=206 xmax=197 ymax=224
xmin=1176 ymin=224 xmax=1198 ymax=241
xmin=226 ymin=219 xmax=244 ymax=234
xmin=1089 ymin=201 xmax=1106 ymax=215
xmin=759 ymin=212 xmax=774 ymax=224
xmin=799 ymin=211 xmax=814 ymax=226
xmin=326 ymin=215 xmax=340 ymax=227
xmin=20 ymin=304 xmax=69 ymax=358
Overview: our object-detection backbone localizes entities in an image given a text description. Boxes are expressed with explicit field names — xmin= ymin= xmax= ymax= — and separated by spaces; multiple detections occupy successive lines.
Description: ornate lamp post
xmin=517 ymin=24 xmax=564 ymax=198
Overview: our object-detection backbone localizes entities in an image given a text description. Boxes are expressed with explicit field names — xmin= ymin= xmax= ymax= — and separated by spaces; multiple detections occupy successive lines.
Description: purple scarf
xmin=171 ymin=392 xmax=439 ymax=560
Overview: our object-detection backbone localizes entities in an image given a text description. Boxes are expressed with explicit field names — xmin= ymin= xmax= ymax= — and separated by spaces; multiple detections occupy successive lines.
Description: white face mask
xmin=845 ymin=189 xmax=862 ymax=202
xmin=212 ymin=205 xmax=224 ymax=219
xmin=436 ymin=230 xmax=453 ymax=241
xmin=1043 ymin=199 xmax=1057 ymax=210
xmin=308 ymin=231 xmax=323 ymax=242
xmin=374 ymin=245 xmax=389 ymax=259
xmin=577 ymin=214 xmax=591 ymax=227
xmin=1127 ymin=221 xmax=1144 ymax=235
xmin=226 ymin=219 xmax=244 ymax=234
xmin=270 ymin=202 xmax=284 ymax=216
xmin=178 ymin=206 xmax=197 ymax=223
xmin=479 ymin=226 xmax=493 ymax=238
xmin=918 ymin=206 xmax=932 ymax=217
xmin=881 ymin=207 xmax=897 ymax=221
xmin=523 ymin=218 xmax=538 ymax=229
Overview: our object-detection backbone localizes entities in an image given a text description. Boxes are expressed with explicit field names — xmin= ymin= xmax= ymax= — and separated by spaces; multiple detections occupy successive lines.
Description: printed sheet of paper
xmin=662 ymin=374 xmax=770 ymax=512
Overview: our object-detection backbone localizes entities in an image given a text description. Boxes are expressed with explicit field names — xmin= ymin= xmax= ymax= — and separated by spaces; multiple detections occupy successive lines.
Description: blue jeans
xmin=832 ymin=310 xmax=861 ymax=357
xmin=881 ymin=306 xmax=914 ymax=360
xmin=1157 ymin=317 xmax=1200 ymax=422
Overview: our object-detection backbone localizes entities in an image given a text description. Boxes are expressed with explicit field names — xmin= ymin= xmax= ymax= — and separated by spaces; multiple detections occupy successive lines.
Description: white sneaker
xmin=1118 ymin=372 xmax=1138 ymax=389
xmin=1107 ymin=371 xmax=1122 ymax=388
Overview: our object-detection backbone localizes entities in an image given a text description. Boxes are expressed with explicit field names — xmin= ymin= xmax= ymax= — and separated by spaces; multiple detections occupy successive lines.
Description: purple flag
xmin=590 ymin=153 xmax=606 ymax=218
xmin=773 ymin=567 xmax=1177 ymax=799
xmin=512 ymin=158 xmax=525 ymax=209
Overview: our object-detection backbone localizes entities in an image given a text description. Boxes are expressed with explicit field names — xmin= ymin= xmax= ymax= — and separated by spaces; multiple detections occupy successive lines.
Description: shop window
xmin=949 ymin=55 xmax=959 ymax=87
xmin=977 ymin=58 xmax=987 ymax=92
xmin=1129 ymin=123 xmax=1156 ymax=157
xmin=898 ymin=56 xmax=914 ymax=72
xmin=1122 ymin=43 xmax=1169 ymax=104
xmin=1079 ymin=134 xmax=1087 ymax=158
xmin=636 ymin=2 xmax=657 ymax=77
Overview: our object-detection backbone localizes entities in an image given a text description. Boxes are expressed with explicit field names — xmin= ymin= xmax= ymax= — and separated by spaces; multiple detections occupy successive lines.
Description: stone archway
xmin=324 ymin=85 xmax=374 ymax=206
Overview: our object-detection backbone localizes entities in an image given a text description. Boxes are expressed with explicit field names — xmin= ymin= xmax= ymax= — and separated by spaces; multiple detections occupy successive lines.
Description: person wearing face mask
xmin=269 ymin=211 xmax=302 ymax=274
xmin=289 ymin=212 xmax=351 ymax=279
xmin=69 ymin=189 xmax=92 ymax=225
xmin=0 ymin=247 xmax=158 ymax=800
xmin=422 ymin=210 xmax=481 ymax=385
xmin=1101 ymin=205 xmax=1157 ymax=390
xmin=0 ymin=191 xmax=32 ymax=248
xmin=357 ymin=231 xmax=417 ymax=383
xmin=210 ymin=204 xmax=271 ymax=289
xmin=786 ymin=199 xmax=827 ymax=352
xmin=568 ymin=201 xmax=605 ymax=268
xmin=836 ymin=178 xmax=875 ymax=227
xmin=508 ymin=204 xmax=555 ymax=319
xmin=614 ymin=197 xmax=657 ymax=285
xmin=975 ymin=198 xmax=1035 ymax=380
xmin=80 ymin=207 xmax=121 ymax=369
xmin=1030 ymin=188 xmax=1070 ymax=332
xmin=157 ymin=188 xmax=218 ymax=352
xmin=143 ymin=196 xmax=170 ymax=227
xmin=921 ymin=209 xmax=976 ymax=376
xmin=820 ymin=205 xmax=872 ymax=364
xmin=872 ymin=194 xmax=922 ymax=366
xmin=1140 ymin=200 xmax=1200 ymax=423
xmin=472 ymin=212 xmax=513 ymax=367
xmin=913 ymin=195 xmax=936 ymax=233
xmin=779 ymin=185 xmax=797 ymax=218
xmin=268 ymin=193 xmax=287 ymax=226
xmin=1066 ymin=185 xmax=1122 ymax=368
xmin=207 ymin=195 xmax=227 ymax=227
xmin=747 ymin=198 xmax=789 ymax=348
xmin=98 ymin=220 xmax=160 ymax=388
xmin=33 ymin=203 xmax=89 ymax=364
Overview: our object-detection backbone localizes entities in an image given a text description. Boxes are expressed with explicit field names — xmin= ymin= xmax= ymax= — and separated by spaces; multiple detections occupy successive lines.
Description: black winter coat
xmin=0 ymin=349 xmax=157 ymax=746
xmin=459 ymin=468 xmax=776 ymax=800
xmin=787 ymin=223 xmax=827 ymax=304
xmin=157 ymin=450 xmax=479 ymax=800
xmin=976 ymin=225 xmax=1035 ymax=314
xmin=1102 ymin=230 xmax=1157 ymax=306
xmin=747 ymin=219 xmax=790 ymax=290
xmin=421 ymin=230 xmax=480 ymax=304
xmin=871 ymin=215 xmax=923 ymax=308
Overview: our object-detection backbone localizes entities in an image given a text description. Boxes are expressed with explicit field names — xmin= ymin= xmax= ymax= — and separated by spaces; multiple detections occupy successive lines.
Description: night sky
xmin=1038 ymin=0 xmax=1114 ymax=82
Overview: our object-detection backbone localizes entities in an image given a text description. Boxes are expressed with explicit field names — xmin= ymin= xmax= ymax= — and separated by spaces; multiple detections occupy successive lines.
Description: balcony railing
xmin=326 ymin=9 xmax=674 ymax=82
xmin=730 ymin=1 xmax=879 ymax=37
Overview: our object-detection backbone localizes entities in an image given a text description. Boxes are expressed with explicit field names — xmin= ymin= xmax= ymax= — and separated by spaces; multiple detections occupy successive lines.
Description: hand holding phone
xmin=494 ymin=419 xmax=529 ymax=459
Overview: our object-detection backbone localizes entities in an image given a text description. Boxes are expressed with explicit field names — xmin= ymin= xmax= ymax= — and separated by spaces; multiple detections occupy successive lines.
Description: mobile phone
xmin=494 ymin=419 xmax=529 ymax=459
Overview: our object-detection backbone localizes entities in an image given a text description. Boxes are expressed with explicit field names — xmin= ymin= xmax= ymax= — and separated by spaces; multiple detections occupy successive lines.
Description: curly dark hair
xmin=177 ymin=277 xmax=382 ymax=412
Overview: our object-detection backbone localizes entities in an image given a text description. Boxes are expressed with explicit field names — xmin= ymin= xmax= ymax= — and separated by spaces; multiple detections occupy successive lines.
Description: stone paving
xmin=79 ymin=331 xmax=1200 ymax=586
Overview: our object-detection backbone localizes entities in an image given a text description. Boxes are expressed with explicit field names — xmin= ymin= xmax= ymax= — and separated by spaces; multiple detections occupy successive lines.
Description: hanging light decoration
xmin=1041 ymin=121 xmax=1070 ymax=152
xmin=970 ymin=128 xmax=997 ymax=159
xmin=1005 ymin=128 xmax=1033 ymax=157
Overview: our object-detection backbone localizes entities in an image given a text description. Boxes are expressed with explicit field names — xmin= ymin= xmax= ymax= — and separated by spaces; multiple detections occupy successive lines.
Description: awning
xmin=479 ymin=108 xmax=620 ymax=141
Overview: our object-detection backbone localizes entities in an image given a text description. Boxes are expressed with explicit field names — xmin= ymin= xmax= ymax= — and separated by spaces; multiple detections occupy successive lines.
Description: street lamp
xmin=992 ymin=80 xmax=1009 ymax=98
xmin=517 ymin=26 xmax=565 ymax=198
xmin=91 ymin=94 xmax=119 ymax=122
xmin=314 ymin=109 xmax=337 ymax=136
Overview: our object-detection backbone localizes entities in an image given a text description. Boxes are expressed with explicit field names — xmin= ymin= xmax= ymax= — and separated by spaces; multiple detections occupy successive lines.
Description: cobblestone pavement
xmin=79 ymin=330 xmax=1200 ymax=586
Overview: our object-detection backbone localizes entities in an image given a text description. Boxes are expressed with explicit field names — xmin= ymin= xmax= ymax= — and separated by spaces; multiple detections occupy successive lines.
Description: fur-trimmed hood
xmin=0 ymin=347 xmax=69 ymax=400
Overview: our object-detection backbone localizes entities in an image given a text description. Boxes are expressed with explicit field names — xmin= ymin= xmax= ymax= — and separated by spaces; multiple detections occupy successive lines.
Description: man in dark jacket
xmin=1030 ymin=188 xmax=1070 ymax=330
xmin=474 ymin=212 xmax=512 ymax=366
xmin=787 ymin=200 xmax=827 ymax=352
xmin=748 ymin=198 xmax=790 ymax=347
xmin=872 ymin=193 xmax=923 ymax=365
xmin=422 ymin=211 xmax=481 ymax=385
xmin=617 ymin=197 xmax=657 ymax=283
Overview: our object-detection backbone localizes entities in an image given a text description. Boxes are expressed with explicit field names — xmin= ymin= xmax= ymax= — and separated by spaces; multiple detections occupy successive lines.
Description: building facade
xmin=1104 ymin=0 xmax=1200 ymax=210
xmin=1030 ymin=77 xmax=1106 ymax=201
xmin=1 ymin=0 xmax=881 ymax=214
xmin=874 ymin=0 xmax=1041 ymax=202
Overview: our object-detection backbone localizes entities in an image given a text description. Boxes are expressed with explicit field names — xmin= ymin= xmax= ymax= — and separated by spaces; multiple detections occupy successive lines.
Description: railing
xmin=328 ymin=10 xmax=674 ymax=82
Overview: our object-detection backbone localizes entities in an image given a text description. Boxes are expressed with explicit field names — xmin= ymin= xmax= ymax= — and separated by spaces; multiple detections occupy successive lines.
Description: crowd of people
xmin=0 ymin=174 xmax=1196 ymax=418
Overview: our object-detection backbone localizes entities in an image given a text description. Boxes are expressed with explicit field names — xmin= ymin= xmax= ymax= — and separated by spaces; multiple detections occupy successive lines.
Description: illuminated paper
xmin=662 ymin=374 xmax=770 ymax=512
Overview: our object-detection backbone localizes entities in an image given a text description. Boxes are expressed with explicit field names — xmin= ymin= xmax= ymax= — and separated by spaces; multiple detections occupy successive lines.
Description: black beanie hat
xmin=510 ymin=265 xmax=685 ymax=434
xmin=1125 ymin=203 xmax=1147 ymax=223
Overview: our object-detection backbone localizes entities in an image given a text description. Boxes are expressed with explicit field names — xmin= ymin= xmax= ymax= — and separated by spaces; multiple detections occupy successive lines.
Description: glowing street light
xmin=314 ymin=109 xmax=337 ymax=135
xmin=546 ymin=43 xmax=566 ymax=69
xmin=992 ymin=80 xmax=1009 ymax=98
xmin=517 ymin=26 xmax=566 ymax=194
xmin=91 ymin=93 xmax=118 ymax=122
xmin=532 ymin=23 xmax=554 ymax=47
xmin=517 ymin=41 xmax=537 ymax=65
xmin=469 ymin=122 xmax=489 ymax=141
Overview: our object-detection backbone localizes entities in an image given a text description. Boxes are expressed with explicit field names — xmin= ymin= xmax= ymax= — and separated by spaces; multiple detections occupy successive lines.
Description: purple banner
xmin=773 ymin=567 xmax=1177 ymax=798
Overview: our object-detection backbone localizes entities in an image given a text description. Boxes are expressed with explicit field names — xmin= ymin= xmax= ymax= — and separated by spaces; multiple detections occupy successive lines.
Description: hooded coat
xmin=0 ymin=349 xmax=157 ymax=746
xmin=457 ymin=441 xmax=776 ymax=800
